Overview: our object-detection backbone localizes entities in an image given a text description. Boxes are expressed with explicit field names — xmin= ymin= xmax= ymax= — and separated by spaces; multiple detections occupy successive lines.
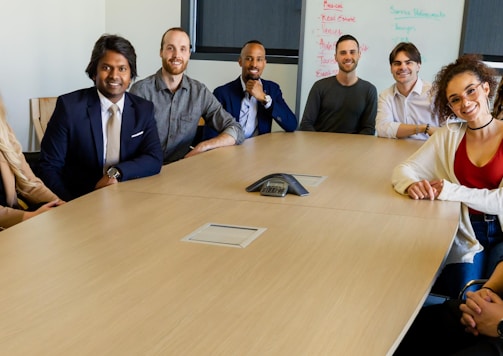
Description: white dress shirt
xmin=97 ymin=90 xmax=124 ymax=162
xmin=376 ymin=78 xmax=440 ymax=140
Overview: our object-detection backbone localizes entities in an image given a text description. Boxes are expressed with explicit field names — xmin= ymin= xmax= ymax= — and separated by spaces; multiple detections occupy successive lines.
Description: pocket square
xmin=131 ymin=131 xmax=144 ymax=138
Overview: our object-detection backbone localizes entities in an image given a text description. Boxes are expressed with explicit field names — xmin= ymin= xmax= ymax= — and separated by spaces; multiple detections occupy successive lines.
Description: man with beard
xmin=39 ymin=34 xmax=163 ymax=201
xmin=375 ymin=42 xmax=440 ymax=140
xmin=130 ymin=27 xmax=244 ymax=164
xmin=299 ymin=34 xmax=377 ymax=135
xmin=205 ymin=40 xmax=297 ymax=139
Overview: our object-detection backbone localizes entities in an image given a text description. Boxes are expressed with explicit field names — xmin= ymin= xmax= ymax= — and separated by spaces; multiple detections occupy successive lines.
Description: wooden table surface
xmin=0 ymin=132 xmax=459 ymax=355
xmin=120 ymin=132 xmax=453 ymax=219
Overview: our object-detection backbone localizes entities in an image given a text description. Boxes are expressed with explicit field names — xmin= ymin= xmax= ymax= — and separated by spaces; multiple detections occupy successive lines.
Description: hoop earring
xmin=446 ymin=113 xmax=465 ymax=133
xmin=487 ymin=97 xmax=492 ymax=115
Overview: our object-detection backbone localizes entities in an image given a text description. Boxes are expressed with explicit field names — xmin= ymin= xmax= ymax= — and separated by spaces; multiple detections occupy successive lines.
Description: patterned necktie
xmin=105 ymin=104 xmax=121 ymax=168
xmin=239 ymin=93 xmax=254 ymax=138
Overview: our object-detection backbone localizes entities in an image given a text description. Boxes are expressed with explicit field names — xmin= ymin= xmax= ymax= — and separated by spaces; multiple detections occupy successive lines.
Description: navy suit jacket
xmin=39 ymin=87 xmax=163 ymax=201
xmin=204 ymin=77 xmax=297 ymax=139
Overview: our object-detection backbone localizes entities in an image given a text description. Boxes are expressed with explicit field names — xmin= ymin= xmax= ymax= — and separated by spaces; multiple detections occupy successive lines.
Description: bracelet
xmin=415 ymin=125 xmax=419 ymax=135
xmin=424 ymin=123 xmax=430 ymax=134
xmin=483 ymin=286 xmax=497 ymax=293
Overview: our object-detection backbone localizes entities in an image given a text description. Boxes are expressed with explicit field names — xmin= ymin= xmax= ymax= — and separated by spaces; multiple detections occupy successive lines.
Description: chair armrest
xmin=458 ymin=279 xmax=489 ymax=299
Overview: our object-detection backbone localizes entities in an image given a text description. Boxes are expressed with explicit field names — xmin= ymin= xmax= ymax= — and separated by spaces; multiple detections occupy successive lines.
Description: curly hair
xmin=432 ymin=54 xmax=498 ymax=123
xmin=494 ymin=77 xmax=503 ymax=119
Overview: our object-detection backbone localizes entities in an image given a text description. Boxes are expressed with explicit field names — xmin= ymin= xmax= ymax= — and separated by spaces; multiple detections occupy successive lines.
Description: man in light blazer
xmin=39 ymin=34 xmax=162 ymax=201
xmin=205 ymin=40 xmax=297 ymax=139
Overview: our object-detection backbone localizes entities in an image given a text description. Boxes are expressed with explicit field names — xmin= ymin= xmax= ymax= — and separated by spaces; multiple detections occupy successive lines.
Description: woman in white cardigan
xmin=392 ymin=55 xmax=502 ymax=299
xmin=0 ymin=95 xmax=63 ymax=229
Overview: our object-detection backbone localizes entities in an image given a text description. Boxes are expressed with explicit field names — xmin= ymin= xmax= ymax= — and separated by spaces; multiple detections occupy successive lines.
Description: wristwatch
xmin=106 ymin=166 xmax=121 ymax=180
xmin=263 ymin=94 xmax=272 ymax=106
xmin=497 ymin=319 xmax=503 ymax=338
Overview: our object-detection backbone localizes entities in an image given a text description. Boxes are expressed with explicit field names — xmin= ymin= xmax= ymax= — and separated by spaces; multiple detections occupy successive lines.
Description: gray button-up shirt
xmin=130 ymin=69 xmax=244 ymax=164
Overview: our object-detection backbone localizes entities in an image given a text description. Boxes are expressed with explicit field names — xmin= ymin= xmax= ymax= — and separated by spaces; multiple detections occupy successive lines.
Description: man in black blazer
xmin=39 ymin=35 xmax=163 ymax=201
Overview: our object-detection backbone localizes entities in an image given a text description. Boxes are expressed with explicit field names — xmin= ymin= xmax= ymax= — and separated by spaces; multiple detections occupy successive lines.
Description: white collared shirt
xmin=239 ymin=77 xmax=259 ymax=138
xmin=375 ymin=78 xmax=440 ymax=140
xmin=97 ymin=90 xmax=125 ymax=162
xmin=239 ymin=77 xmax=273 ymax=138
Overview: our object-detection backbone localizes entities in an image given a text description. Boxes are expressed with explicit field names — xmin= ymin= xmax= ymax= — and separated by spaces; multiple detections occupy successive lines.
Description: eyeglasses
xmin=447 ymin=82 xmax=483 ymax=109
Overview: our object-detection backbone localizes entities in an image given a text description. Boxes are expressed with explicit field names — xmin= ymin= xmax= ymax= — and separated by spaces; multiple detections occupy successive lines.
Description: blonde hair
xmin=0 ymin=96 xmax=36 ymax=188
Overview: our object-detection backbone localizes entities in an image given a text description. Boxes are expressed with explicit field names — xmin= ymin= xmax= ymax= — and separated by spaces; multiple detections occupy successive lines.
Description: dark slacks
xmin=394 ymin=299 xmax=503 ymax=356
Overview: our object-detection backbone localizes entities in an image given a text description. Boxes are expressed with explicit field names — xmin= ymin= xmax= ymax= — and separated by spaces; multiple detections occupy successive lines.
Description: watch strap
xmin=263 ymin=94 xmax=272 ymax=107
xmin=107 ymin=166 xmax=121 ymax=180
xmin=497 ymin=319 xmax=503 ymax=338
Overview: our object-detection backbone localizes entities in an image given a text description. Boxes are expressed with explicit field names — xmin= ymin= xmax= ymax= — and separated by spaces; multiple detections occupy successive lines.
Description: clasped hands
xmin=407 ymin=179 xmax=444 ymax=200
xmin=460 ymin=288 xmax=503 ymax=337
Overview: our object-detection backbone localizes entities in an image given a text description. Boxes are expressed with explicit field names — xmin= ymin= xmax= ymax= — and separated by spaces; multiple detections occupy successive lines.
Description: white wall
xmin=107 ymin=0 xmax=298 ymax=125
xmin=0 ymin=0 xmax=106 ymax=150
xmin=105 ymin=0 xmax=181 ymax=81
xmin=0 ymin=0 xmax=297 ymax=151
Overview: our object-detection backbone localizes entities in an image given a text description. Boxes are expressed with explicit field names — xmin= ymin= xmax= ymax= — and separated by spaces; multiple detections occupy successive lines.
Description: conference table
xmin=0 ymin=132 xmax=459 ymax=355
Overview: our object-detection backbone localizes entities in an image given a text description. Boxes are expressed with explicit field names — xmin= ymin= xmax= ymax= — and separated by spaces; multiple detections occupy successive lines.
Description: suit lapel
xmin=232 ymin=77 xmax=246 ymax=118
xmin=257 ymin=80 xmax=269 ymax=120
xmin=120 ymin=94 xmax=136 ymax=159
xmin=86 ymin=89 xmax=105 ymax=167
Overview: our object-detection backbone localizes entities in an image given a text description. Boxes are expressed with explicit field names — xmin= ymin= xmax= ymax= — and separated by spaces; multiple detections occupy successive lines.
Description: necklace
xmin=467 ymin=116 xmax=494 ymax=130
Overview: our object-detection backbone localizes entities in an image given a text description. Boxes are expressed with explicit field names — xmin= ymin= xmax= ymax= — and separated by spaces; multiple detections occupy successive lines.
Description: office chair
xmin=191 ymin=117 xmax=205 ymax=147
xmin=425 ymin=279 xmax=489 ymax=306
xmin=30 ymin=97 xmax=57 ymax=147
xmin=457 ymin=279 xmax=489 ymax=299
xmin=26 ymin=97 xmax=57 ymax=173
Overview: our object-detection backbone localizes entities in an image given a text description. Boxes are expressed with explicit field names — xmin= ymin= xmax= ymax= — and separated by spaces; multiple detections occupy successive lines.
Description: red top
xmin=455 ymin=134 xmax=503 ymax=214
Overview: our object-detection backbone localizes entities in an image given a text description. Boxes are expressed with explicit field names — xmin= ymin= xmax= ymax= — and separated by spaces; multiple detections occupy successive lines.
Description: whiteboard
xmin=296 ymin=0 xmax=466 ymax=118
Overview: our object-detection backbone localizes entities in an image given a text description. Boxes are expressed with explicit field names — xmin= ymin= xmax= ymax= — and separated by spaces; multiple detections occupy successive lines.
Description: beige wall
xmin=0 ymin=0 xmax=298 ymax=150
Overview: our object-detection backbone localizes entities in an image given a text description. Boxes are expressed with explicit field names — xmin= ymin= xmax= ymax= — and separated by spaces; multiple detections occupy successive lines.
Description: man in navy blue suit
xmin=39 ymin=34 xmax=163 ymax=201
xmin=206 ymin=40 xmax=297 ymax=139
